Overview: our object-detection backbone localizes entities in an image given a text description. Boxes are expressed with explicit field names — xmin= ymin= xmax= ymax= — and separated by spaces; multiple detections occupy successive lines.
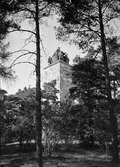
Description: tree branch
xmin=10 ymin=52 xmax=36 ymax=68
xmin=22 ymin=7 xmax=35 ymax=19
xmin=10 ymin=61 xmax=36 ymax=68
xmin=40 ymin=39 xmax=48 ymax=58
xmin=9 ymin=50 xmax=36 ymax=56
xmin=102 ymin=0 xmax=113 ymax=15
xmin=8 ymin=29 xmax=36 ymax=36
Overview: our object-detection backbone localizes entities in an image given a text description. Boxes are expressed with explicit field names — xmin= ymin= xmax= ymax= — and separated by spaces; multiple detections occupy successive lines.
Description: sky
xmin=1 ymin=15 xmax=82 ymax=94
xmin=2 ymin=14 xmax=120 ymax=95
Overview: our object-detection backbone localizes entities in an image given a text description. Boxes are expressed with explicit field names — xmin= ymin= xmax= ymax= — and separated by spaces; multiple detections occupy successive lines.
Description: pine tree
xmin=0 ymin=1 xmax=14 ymax=80
xmin=52 ymin=0 xmax=120 ymax=162
xmin=2 ymin=1 xmax=55 ymax=166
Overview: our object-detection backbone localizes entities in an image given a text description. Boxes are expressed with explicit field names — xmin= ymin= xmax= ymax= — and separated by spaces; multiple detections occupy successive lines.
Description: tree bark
xmin=35 ymin=0 xmax=43 ymax=166
xmin=98 ymin=0 xmax=119 ymax=162
xmin=0 ymin=132 xmax=2 ymax=154
xmin=19 ymin=130 xmax=23 ymax=150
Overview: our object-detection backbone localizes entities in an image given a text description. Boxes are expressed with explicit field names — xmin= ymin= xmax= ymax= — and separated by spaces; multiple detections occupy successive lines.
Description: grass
xmin=0 ymin=143 xmax=120 ymax=167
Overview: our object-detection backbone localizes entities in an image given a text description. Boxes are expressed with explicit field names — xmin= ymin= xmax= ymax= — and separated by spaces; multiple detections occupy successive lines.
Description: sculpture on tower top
xmin=73 ymin=55 xmax=80 ymax=65
xmin=48 ymin=47 xmax=69 ymax=65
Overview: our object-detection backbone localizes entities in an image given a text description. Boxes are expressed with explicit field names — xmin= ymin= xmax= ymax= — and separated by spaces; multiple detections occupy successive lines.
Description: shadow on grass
xmin=0 ymin=143 xmax=120 ymax=167
xmin=0 ymin=143 xmax=36 ymax=155
xmin=1 ymin=153 xmax=120 ymax=167
xmin=0 ymin=152 xmax=36 ymax=167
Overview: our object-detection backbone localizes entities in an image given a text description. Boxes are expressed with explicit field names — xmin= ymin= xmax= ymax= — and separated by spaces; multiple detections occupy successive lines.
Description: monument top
xmin=48 ymin=47 xmax=70 ymax=65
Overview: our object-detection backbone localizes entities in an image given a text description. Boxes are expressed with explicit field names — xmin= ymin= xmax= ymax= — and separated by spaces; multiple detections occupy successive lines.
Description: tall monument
xmin=43 ymin=47 xmax=72 ymax=102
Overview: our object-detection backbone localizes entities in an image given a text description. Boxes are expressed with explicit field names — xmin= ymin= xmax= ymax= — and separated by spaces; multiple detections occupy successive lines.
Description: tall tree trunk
xmin=19 ymin=130 xmax=23 ymax=150
xmin=35 ymin=0 xmax=43 ymax=166
xmin=98 ymin=0 xmax=119 ymax=162
xmin=0 ymin=131 xmax=2 ymax=154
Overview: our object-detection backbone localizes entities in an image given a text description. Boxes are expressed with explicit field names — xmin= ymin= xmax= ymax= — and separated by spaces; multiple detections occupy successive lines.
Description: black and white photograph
xmin=0 ymin=0 xmax=120 ymax=166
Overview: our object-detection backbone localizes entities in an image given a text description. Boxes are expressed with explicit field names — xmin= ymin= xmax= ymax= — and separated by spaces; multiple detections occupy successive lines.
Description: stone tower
xmin=43 ymin=47 xmax=72 ymax=102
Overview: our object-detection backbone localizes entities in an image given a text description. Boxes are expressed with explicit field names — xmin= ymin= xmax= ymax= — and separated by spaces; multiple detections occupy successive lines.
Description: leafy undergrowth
xmin=0 ymin=144 xmax=120 ymax=167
